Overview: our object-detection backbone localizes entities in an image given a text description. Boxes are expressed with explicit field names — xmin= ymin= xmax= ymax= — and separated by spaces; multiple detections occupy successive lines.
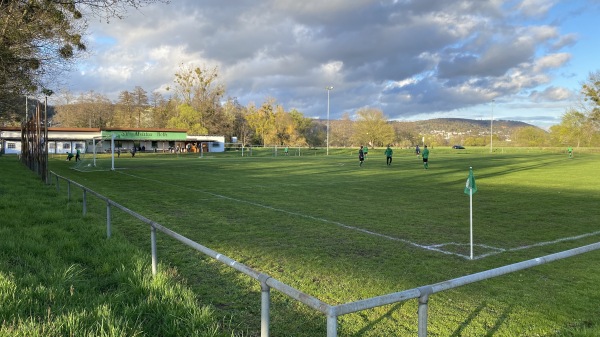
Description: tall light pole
xmin=490 ymin=99 xmax=495 ymax=153
xmin=326 ymin=86 xmax=334 ymax=155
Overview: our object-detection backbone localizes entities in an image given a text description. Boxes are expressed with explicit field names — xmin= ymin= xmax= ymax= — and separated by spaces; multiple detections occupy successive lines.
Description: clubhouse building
xmin=0 ymin=127 xmax=225 ymax=155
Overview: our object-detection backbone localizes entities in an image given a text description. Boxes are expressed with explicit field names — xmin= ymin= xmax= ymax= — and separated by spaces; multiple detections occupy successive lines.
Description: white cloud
xmin=56 ymin=0 xmax=600 ymax=127
xmin=516 ymin=0 xmax=558 ymax=18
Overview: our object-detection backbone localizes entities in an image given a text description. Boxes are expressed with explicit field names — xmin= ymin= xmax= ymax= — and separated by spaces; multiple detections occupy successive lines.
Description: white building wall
xmin=1 ymin=129 xmax=226 ymax=154
xmin=3 ymin=140 xmax=22 ymax=154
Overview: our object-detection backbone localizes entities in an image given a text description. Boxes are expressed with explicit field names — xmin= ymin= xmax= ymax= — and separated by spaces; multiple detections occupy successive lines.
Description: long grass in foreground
xmin=0 ymin=156 xmax=237 ymax=337
xmin=13 ymin=147 xmax=600 ymax=336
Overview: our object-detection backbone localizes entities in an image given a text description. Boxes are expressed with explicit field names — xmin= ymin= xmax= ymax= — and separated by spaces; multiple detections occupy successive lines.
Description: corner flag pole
xmin=464 ymin=166 xmax=477 ymax=260
xmin=469 ymin=181 xmax=473 ymax=260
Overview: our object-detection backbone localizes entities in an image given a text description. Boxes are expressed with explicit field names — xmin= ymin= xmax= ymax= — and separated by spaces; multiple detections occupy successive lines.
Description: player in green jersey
xmin=422 ymin=145 xmax=429 ymax=169
xmin=384 ymin=145 xmax=393 ymax=166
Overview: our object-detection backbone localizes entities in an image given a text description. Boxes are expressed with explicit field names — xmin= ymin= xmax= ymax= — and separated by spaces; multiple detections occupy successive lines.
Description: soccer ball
xmin=87 ymin=164 xmax=91 ymax=167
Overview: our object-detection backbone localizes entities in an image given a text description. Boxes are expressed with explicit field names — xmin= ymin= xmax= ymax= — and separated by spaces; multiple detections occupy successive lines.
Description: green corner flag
xmin=464 ymin=167 xmax=477 ymax=195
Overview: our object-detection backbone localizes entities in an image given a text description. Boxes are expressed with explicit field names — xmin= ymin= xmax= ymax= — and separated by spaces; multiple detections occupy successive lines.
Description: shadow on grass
xmin=449 ymin=302 xmax=513 ymax=337
xmin=351 ymin=302 xmax=406 ymax=336
xmin=484 ymin=305 xmax=513 ymax=337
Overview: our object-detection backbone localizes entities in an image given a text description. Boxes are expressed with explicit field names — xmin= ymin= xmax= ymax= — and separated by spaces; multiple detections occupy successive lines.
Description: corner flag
xmin=465 ymin=166 xmax=477 ymax=260
xmin=464 ymin=167 xmax=477 ymax=195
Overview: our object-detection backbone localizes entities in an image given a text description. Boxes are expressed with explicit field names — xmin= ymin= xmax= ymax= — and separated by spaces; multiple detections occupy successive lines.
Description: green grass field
xmin=24 ymin=148 xmax=600 ymax=335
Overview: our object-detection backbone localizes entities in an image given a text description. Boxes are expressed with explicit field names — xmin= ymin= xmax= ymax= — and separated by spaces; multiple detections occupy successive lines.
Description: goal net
xmin=72 ymin=134 xmax=117 ymax=172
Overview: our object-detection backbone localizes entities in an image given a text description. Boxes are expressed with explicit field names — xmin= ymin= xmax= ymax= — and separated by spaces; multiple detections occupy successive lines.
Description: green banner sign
xmin=102 ymin=130 xmax=187 ymax=141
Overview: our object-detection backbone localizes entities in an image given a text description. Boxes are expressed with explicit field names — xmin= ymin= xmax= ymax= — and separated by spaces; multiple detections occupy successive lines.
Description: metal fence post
xmin=82 ymin=189 xmax=87 ymax=216
xmin=327 ymin=313 xmax=338 ymax=337
xmin=151 ymin=225 xmax=157 ymax=276
xmin=418 ymin=286 xmax=433 ymax=337
xmin=259 ymin=275 xmax=271 ymax=337
xmin=106 ymin=201 xmax=112 ymax=238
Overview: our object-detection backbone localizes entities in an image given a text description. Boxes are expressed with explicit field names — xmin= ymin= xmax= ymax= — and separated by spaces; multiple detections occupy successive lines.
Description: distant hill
xmin=392 ymin=118 xmax=539 ymax=138
xmin=417 ymin=117 xmax=534 ymax=130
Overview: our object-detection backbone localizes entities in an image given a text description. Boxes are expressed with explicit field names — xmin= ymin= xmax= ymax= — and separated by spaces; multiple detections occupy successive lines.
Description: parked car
xmin=452 ymin=145 xmax=465 ymax=149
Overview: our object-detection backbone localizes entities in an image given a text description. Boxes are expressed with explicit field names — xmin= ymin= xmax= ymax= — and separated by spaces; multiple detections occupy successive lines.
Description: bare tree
xmin=132 ymin=86 xmax=149 ymax=127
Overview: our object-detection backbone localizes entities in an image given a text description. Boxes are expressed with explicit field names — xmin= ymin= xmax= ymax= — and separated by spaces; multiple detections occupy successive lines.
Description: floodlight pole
xmin=111 ymin=133 xmax=116 ymax=171
xmin=326 ymin=86 xmax=334 ymax=155
xmin=490 ymin=99 xmax=495 ymax=153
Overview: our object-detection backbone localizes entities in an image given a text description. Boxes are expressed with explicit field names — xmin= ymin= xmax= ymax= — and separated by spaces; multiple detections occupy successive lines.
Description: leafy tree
xmin=1 ymin=1 xmax=83 ymax=96
xmin=513 ymin=127 xmax=549 ymax=147
xmin=245 ymin=99 xmax=277 ymax=145
xmin=171 ymin=64 xmax=225 ymax=133
xmin=581 ymin=70 xmax=600 ymax=127
xmin=167 ymin=104 xmax=207 ymax=135
xmin=273 ymin=105 xmax=293 ymax=145
xmin=0 ymin=96 xmax=33 ymax=126
xmin=0 ymin=0 xmax=167 ymax=123
xmin=272 ymin=107 xmax=309 ymax=146
xmin=288 ymin=109 xmax=312 ymax=146
xmin=463 ymin=136 xmax=487 ymax=147
xmin=352 ymin=108 xmax=394 ymax=148
xmin=549 ymin=70 xmax=600 ymax=147
xmin=549 ymin=109 xmax=594 ymax=147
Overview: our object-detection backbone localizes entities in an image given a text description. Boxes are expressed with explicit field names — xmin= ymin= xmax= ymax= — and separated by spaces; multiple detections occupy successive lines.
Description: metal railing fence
xmin=50 ymin=170 xmax=600 ymax=337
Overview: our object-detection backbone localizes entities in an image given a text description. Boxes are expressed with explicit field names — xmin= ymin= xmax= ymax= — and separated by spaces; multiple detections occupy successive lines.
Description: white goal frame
xmin=90 ymin=133 xmax=116 ymax=171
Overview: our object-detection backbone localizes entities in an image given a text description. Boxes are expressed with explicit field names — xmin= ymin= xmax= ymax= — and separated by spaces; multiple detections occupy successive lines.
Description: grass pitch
xmin=46 ymin=147 xmax=600 ymax=336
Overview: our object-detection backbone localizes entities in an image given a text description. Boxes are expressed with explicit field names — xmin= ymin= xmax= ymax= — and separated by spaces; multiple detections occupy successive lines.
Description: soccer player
xmin=422 ymin=145 xmax=429 ymax=169
xmin=75 ymin=148 xmax=81 ymax=161
xmin=385 ymin=145 xmax=393 ymax=166
xmin=358 ymin=146 xmax=365 ymax=167
xmin=568 ymin=146 xmax=573 ymax=159
xmin=415 ymin=145 xmax=421 ymax=158
xmin=363 ymin=145 xmax=368 ymax=159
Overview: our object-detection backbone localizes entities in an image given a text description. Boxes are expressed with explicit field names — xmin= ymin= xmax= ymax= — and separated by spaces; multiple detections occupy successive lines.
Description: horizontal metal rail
xmin=50 ymin=171 xmax=600 ymax=337
xmin=333 ymin=241 xmax=600 ymax=316
xmin=50 ymin=171 xmax=331 ymax=337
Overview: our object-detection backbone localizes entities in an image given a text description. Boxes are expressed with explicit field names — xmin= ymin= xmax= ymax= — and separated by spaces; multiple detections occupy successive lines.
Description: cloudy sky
xmin=61 ymin=0 xmax=600 ymax=129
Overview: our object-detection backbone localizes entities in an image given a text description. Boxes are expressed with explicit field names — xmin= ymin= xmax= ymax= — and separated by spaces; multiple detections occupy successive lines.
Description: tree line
xmin=5 ymin=64 xmax=600 ymax=149
xmin=47 ymin=66 xmax=600 ymax=149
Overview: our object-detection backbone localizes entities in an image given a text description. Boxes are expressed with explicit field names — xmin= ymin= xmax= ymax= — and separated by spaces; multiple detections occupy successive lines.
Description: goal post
xmin=72 ymin=133 xmax=117 ymax=172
